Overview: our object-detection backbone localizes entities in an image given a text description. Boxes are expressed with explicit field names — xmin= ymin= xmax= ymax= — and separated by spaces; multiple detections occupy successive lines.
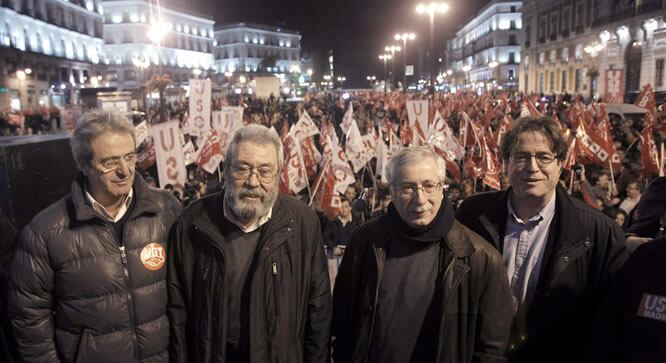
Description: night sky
xmin=174 ymin=0 xmax=490 ymax=87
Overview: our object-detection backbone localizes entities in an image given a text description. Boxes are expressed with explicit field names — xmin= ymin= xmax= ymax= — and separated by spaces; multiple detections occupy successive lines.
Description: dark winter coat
xmin=8 ymin=174 xmax=181 ymax=363
xmin=456 ymin=185 xmax=628 ymax=362
xmin=332 ymin=211 xmax=513 ymax=363
xmin=167 ymin=192 xmax=331 ymax=363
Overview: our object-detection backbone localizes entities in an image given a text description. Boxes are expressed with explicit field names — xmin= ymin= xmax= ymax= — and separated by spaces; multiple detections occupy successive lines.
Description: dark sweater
xmin=368 ymin=200 xmax=454 ymax=362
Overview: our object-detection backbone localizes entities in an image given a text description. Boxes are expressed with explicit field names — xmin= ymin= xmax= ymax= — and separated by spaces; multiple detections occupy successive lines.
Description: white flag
xmin=182 ymin=140 xmax=198 ymax=166
xmin=406 ymin=100 xmax=429 ymax=145
xmin=292 ymin=110 xmax=320 ymax=141
xmin=188 ymin=79 xmax=212 ymax=138
xmin=213 ymin=106 xmax=244 ymax=157
xmin=151 ymin=121 xmax=187 ymax=189
xmin=134 ymin=120 xmax=150 ymax=146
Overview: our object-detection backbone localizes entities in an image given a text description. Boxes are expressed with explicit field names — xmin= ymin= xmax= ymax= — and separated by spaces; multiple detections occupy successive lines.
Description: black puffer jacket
xmin=8 ymin=174 xmax=181 ymax=363
xmin=167 ymin=192 xmax=331 ymax=363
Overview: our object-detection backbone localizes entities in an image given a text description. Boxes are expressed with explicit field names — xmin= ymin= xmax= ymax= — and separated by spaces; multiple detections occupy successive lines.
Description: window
xmin=575 ymin=45 xmax=583 ymax=60
xmin=524 ymin=54 xmax=529 ymax=66
xmin=538 ymin=15 xmax=547 ymax=43
xmin=107 ymin=71 xmax=118 ymax=81
xmin=550 ymin=71 xmax=555 ymax=91
xmin=509 ymin=69 xmax=515 ymax=80
xmin=509 ymin=52 xmax=516 ymax=64
xmin=509 ymin=34 xmax=518 ymax=45
xmin=656 ymin=59 xmax=664 ymax=87
xmin=539 ymin=52 xmax=545 ymax=65
xmin=510 ymin=20 xmax=516 ymax=30
xmin=125 ymin=70 xmax=135 ymax=80
xmin=561 ymin=7 xmax=570 ymax=35
xmin=562 ymin=47 xmax=569 ymax=63
xmin=539 ymin=73 xmax=544 ymax=93
xmin=550 ymin=49 xmax=557 ymax=64
xmin=575 ymin=0 xmax=584 ymax=30
xmin=575 ymin=68 xmax=582 ymax=91
xmin=549 ymin=11 xmax=558 ymax=39
xmin=561 ymin=70 xmax=567 ymax=91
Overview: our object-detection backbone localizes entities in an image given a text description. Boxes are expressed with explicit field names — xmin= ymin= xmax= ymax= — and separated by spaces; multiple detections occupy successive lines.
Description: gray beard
xmin=224 ymin=183 xmax=277 ymax=225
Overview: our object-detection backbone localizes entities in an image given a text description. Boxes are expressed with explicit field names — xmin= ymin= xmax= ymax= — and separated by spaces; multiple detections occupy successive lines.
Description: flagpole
xmin=217 ymin=164 xmax=222 ymax=183
xmin=295 ymin=139 xmax=313 ymax=202
xmin=309 ymin=158 xmax=331 ymax=207
xmin=568 ymin=167 xmax=575 ymax=194
xmin=659 ymin=141 xmax=664 ymax=176
xmin=608 ymin=159 xmax=616 ymax=199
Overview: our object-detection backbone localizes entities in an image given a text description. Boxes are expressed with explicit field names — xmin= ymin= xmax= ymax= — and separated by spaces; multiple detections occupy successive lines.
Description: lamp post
xmin=384 ymin=45 xmax=401 ymax=90
xmin=462 ymin=64 xmax=471 ymax=87
xmin=133 ymin=57 xmax=150 ymax=110
xmin=394 ymin=33 xmax=416 ymax=89
xmin=147 ymin=19 xmax=169 ymax=121
xmin=366 ymin=75 xmax=376 ymax=88
xmin=379 ymin=54 xmax=392 ymax=93
xmin=584 ymin=42 xmax=605 ymax=102
xmin=488 ymin=61 xmax=498 ymax=90
xmin=16 ymin=69 xmax=26 ymax=110
xmin=416 ymin=2 xmax=449 ymax=91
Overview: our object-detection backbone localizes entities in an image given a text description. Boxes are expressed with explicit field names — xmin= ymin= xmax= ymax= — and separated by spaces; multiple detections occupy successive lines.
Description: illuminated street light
xmin=379 ymin=54 xmax=392 ymax=93
xmin=584 ymin=42 xmax=606 ymax=100
xmin=416 ymin=2 xmax=449 ymax=90
xmin=192 ymin=69 xmax=202 ymax=78
xmin=385 ymin=45 xmax=401 ymax=89
xmin=395 ymin=32 xmax=416 ymax=88
xmin=16 ymin=70 xmax=26 ymax=80
xmin=24 ymin=68 xmax=32 ymax=75
xmin=307 ymin=68 xmax=313 ymax=76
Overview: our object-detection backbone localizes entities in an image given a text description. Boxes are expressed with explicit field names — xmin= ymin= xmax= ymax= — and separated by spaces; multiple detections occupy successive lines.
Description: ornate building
xmin=520 ymin=0 xmax=666 ymax=101
xmin=0 ymin=0 xmax=106 ymax=109
xmin=213 ymin=22 xmax=301 ymax=76
xmin=446 ymin=0 xmax=523 ymax=92
xmin=102 ymin=0 xmax=215 ymax=94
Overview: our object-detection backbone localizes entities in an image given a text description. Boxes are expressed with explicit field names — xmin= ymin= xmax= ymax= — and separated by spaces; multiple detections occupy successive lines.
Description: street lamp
xmin=385 ymin=45 xmax=401 ymax=90
xmin=416 ymin=2 xmax=449 ymax=90
xmin=337 ymin=76 xmax=346 ymax=88
xmin=366 ymin=75 xmax=377 ymax=88
xmin=462 ymin=64 xmax=471 ymax=86
xmin=395 ymin=32 xmax=416 ymax=89
xmin=379 ymin=54 xmax=392 ymax=93
xmin=584 ymin=42 xmax=605 ymax=101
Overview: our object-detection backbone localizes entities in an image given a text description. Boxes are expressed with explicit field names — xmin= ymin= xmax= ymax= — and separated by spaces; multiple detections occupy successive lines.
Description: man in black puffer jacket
xmin=8 ymin=111 xmax=181 ymax=362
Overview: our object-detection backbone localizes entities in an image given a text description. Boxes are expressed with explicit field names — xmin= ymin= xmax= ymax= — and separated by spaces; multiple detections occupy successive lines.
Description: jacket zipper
xmin=271 ymin=261 xmax=280 ymax=334
xmin=364 ymin=245 xmax=385 ymax=363
xmin=118 ymin=245 xmax=139 ymax=360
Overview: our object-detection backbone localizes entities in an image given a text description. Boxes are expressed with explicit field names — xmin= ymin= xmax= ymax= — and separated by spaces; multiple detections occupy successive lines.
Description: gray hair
xmin=386 ymin=146 xmax=447 ymax=185
xmin=70 ymin=111 xmax=136 ymax=171
xmin=224 ymin=124 xmax=284 ymax=177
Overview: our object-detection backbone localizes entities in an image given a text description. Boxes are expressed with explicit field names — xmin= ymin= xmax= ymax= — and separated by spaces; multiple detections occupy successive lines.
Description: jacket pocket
xmin=54 ymin=328 xmax=82 ymax=363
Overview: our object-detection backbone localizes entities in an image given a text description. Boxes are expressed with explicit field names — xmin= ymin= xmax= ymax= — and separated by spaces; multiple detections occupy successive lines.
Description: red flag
xmin=572 ymin=117 xmax=619 ymax=167
xmin=458 ymin=111 xmax=481 ymax=148
xmin=635 ymin=84 xmax=657 ymax=114
xmin=318 ymin=162 xmax=342 ymax=220
xmin=562 ymin=137 xmax=577 ymax=171
xmin=196 ymin=130 xmax=224 ymax=174
xmin=639 ymin=125 xmax=660 ymax=176
xmin=399 ymin=119 xmax=413 ymax=146
xmin=300 ymin=137 xmax=321 ymax=179
xmin=137 ymin=139 xmax=156 ymax=170
xmin=433 ymin=145 xmax=462 ymax=183
xmin=480 ymin=135 xmax=501 ymax=190
xmin=494 ymin=115 xmax=513 ymax=147
xmin=520 ymin=94 xmax=542 ymax=117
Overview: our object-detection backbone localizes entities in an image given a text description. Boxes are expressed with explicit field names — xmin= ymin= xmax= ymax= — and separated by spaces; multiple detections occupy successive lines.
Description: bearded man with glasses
xmin=167 ymin=124 xmax=331 ymax=363
xmin=333 ymin=146 xmax=513 ymax=363
xmin=8 ymin=111 xmax=182 ymax=362
xmin=456 ymin=116 xmax=628 ymax=363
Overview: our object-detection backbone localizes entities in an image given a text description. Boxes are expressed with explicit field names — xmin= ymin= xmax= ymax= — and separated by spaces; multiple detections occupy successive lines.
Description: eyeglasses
xmin=94 ymin=153 xmax=138 ymax=173
xmin=232 ymin=166 xmax=276 ymax=183
xmin=393 ymin=182 xmax=442 ymax=197
xmin=510 ymin=152 xmax=557 ymax=167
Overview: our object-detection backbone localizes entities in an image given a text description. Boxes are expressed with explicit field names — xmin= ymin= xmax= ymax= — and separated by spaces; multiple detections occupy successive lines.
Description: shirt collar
xmin=507 ymin=192 xmax=556 ymax=225
xmin=223 ymin=197 xmax=272 ymax=233
xmin=85 ymin=187 xmax=134 ymax=223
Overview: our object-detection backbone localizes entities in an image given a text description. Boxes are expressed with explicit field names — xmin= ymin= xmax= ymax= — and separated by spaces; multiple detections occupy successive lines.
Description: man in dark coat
xmin=168 ymin=124 xmax=331 ymax=362
xmin=8 ymin=112 xmax=181 ymax=362
xmin=586 ymin=236 xmax=666 ymax=363
xmin=0 ymin=209 xmax=18 ymax=362
xmin=333 ymin=147 xmax=513 ymax=363
xmin=456 ymin=116 xmax=628 ymax=362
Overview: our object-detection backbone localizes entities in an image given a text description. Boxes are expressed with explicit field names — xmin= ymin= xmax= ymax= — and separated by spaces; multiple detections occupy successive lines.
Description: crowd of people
xmin=0 ymin=89 xmax=665 ymax=362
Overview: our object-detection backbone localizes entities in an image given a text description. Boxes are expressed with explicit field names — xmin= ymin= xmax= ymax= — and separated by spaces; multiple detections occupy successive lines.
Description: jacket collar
xmin=477 ymin=185 xmax=587 ymax=252
xmin=70 ymin=173 xmax=159 ymax=224
xmin=193 ymin=191 xmax=293 ymax=250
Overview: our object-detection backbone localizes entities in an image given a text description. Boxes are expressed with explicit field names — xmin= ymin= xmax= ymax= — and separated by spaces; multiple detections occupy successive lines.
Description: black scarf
xmin=386 ymin=196 xmax=455 ymax=244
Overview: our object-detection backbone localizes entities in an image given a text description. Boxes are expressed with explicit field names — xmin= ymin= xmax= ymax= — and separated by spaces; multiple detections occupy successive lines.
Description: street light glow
xmin=24 ymin=68 xmax=32 ymax=75
xmin=488 ymin=61 xmax=499 ymax=68
xmin=417 ymin=2 xmax=448 ymax=14
xmin=147 ymin=21 xmax=169 ymax=43
xmin=16 ymin=70 xmax=26 ymax=80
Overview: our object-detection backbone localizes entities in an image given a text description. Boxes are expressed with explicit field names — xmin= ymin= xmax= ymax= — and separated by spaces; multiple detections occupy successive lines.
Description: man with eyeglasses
xmin=167 ymin=124 xmax=331 ymax=362
xmin=8 ymin=111 xmax=182 ymax=362
xmin=456 ymin=116 xmax=628 ymax=362
xmin=333 ymin=147 xmax=513 ymax=362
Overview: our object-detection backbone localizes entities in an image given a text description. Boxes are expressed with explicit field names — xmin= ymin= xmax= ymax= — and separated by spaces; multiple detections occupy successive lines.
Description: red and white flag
xmin=428 ymin=110 xmax=465 ymax=161
xmin=406 ymin=100 xmax=429 ymax=146
xmin=196 ymin=131 xmax=224 ymax=174
xmin=151 ymin=121 xmax=187 ymax=189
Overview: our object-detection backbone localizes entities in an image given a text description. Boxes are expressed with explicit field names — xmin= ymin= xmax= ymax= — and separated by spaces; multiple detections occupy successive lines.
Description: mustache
xmin=238 ymin=188 xmax=266 ymax=199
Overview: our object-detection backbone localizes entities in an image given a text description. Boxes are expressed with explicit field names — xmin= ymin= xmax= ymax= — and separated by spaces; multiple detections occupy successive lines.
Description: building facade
xmin=447 ymin=0 xmax=523 ymax=92
xmin=102 ymin=0 xmax=215 ymax=93
xmin=213 ymin=22 xmax=301 ymax=76
xmin=0 ymin=0 xmax=106 ymax=110
xmin=521 ymin=0 xmax=666 ymax=101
